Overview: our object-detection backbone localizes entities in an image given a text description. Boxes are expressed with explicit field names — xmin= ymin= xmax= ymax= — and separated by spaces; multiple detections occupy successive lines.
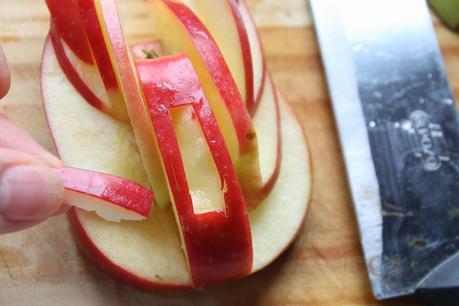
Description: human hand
xmin=0 ymin=46 xmax=67 ymax=234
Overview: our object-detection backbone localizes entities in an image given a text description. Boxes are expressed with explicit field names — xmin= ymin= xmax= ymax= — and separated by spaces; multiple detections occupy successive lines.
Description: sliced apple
xmin=179 ymin=0 xmax=254 ymax=109
xmin=60 ymin=166 xmax=153 ymax=222
xmin=237 ymin=0 xmax=266 ymax=111
xmin=136 ymin=54 xmax=252 ymax=286
xmin=148 ymin=0 xmax=265 ymax=208
xmin=131 ymin=40 xmax=164 ymax=60
xmin=41 ymin=39 xmax=312 ymax=288
xmin=49 ymin=26 xmax=109 ymax=113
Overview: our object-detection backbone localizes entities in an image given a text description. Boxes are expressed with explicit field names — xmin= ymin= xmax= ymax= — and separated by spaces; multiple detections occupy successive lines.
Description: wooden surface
xmin=0 ymin=0 xmax=458 ymax=305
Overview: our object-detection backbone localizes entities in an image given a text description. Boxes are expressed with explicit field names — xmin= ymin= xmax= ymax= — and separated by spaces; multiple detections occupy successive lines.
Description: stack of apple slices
xmin=41 ymin=0 xmax=312 ymax=289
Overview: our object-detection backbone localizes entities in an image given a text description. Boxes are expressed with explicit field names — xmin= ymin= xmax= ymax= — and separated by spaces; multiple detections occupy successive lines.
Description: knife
xmin=310 ymin=0 xmax=459 ymax=302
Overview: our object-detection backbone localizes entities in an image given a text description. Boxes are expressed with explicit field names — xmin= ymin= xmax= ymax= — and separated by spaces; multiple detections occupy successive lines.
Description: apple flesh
xmin=136 ymin=54 xmax=252 ymax=286
xmin=60 ymin=166 xmax=153 ymax=222
xmin=41 ymin=39 xmax=312 ymax=288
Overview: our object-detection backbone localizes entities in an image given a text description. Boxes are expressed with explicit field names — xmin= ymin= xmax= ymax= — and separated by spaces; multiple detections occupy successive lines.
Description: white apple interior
xmin=171 ymin=106 xmax=225 ymax=214
xmin=65 ymin=189 xmax=147 ymax=222
xmin=41 ymin=40 xmax=311 ymax=285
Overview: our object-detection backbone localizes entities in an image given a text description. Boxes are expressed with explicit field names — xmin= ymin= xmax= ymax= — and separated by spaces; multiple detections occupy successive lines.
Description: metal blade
xmin=311 ymin=0 xmax=459 ymax=299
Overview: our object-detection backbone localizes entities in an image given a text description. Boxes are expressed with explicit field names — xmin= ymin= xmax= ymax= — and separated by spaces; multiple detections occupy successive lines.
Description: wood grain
xmin=0 ymin=0 xmax=458 ymax=305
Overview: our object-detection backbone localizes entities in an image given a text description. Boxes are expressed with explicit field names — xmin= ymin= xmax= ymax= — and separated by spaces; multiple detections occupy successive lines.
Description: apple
xmin=60 ymin=166 xmax=153 ymax=222
xmin=41 ymin=38 xmax=312 ymax=288
xmin=148 ymin=0 xmax=266 ymax=209
xmin=179 ymin=0 xmax=254 ymax=109
xmin=136 ymin=54 xmax=252 ymax=286
xmin=236 ymin=0 xmax=266 ymax=111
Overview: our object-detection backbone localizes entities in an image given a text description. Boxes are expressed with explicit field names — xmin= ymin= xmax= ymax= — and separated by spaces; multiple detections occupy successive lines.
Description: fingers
xmin=0 ymin=115 xmax=62 ymax=167
xmin=0 ymin=148 xmax=65 ymax=234
xmin=0 ymin=46 xmax=10 ymax=99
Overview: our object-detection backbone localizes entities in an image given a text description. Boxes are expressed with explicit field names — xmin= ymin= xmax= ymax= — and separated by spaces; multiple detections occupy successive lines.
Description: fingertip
xmin=0 ymin=165 xmax=64 ymax=221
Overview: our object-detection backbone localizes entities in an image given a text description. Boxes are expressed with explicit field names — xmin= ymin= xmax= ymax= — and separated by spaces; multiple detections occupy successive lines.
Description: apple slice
xmin=179 ymin=0 xmax=254 ymax=109
xmin=136 ymin=54 xmax=252 ymax=286
xmin=70 ymin=0 xmax=171 ymax=208
xmin=236 ymin=0 xmax=266 ymax=111
xmin=61 ymin=166 xmax=153 ymax=222
xmin=46 ymin=0 xmax=129 ymax=122
xmin=46 ymin=0 xmax=93 ymax=64
xmin=148 ymin=0 xmax=265 ymax=208
xmin=249 ymin=70 xmax=282 ymax=205
xmin=41 ymin=38 xmax=312 ymax=288
xmin=49 ymin=26 xmax=109 ymax=114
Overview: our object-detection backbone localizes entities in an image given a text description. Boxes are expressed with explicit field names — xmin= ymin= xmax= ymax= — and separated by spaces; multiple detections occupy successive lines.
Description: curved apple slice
xmin=237 ymin=0 xmax=266 ymax=110
xmin=246 ymin=70 xmax=282 ymax=208
xmin=61 ymin=166 xmax=153 ymax=222
xmin=148 ymin=0 xmax=264 ymax=208
xmin=179 ymin=0 xmax=254 ymax=109
xmin=49 ymin=26 xmax=109 ymax=113
xmin=136 ymin=54 xmax=252 ymax=286
xmin=41 ymin=39 xmax=312 ymax=288
xmin=46 ymin=0 xmax=93 ymax=64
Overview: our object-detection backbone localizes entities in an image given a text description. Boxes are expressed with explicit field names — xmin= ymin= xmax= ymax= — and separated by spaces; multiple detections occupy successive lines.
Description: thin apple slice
xmin=179 ymin=0 xmax=254 ymax=109
xmin=136 ymin=54 xmax=252 ymax=286
xmin=49 ymin=26 xmax=109 ymax=113
xmin=41 ymin=38 xmax=312 ymax=288
xmin=149 ymin=0 xmax=264 ymax=209
xmin=73 ymin=0 xmax=170 ymax=208
xmin=46 ymin=0 xmax=93 ymax=64
xmin=250 ymin=70 xmax=281 ymax=201
xmin=46 ymin=0 xmax=129 ymax=122
xmin=237 ymin=0 xmax=266 ymax=111
xmin=61 ymin=166 xmax=153 ymax=222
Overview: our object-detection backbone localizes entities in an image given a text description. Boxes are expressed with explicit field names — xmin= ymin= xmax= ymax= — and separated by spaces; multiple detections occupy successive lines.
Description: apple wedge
xmin=41 ymin=38 xmax=311 ymax=288
xmin=148 ymin=0 xmax=266 ymax=208
xmin=179 ymin=0 xmax=254 ymax=109
xmin=61 ymin=166 xmax=153 ymax=222
xmin=136 ymin=54 xmax=252 ymax=286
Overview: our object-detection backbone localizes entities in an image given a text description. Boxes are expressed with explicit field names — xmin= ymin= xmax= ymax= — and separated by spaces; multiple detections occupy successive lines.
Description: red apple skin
xmin=227 ymin=0 xmax=254 ymax=112
xmin=136 ymin=54 xmax=252 ymax=287
xmin=49 ymin=26 xmax=107 ymax=112
xmin=46 ymin=0 xmax=93 ymax=64
xmin=60 ymin=166 xmax=153 ymax=218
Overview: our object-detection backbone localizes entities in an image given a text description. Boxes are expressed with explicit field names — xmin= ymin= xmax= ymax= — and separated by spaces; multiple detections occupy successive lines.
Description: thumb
xmin=0 ymin=149 xmax=64 ymax=233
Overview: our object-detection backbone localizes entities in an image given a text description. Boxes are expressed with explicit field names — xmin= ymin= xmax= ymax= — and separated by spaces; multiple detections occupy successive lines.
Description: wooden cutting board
xmin=0 ymin=0 xmax=457 ymax=305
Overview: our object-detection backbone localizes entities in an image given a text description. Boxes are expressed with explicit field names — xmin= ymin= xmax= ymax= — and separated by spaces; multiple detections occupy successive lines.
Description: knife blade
xmin=311 ymin=0 xmax=459 ymax=300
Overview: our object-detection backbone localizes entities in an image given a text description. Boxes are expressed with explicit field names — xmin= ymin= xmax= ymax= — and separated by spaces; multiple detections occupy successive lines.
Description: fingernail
xmin=0 ymin=165 xmax=64 ymax=221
